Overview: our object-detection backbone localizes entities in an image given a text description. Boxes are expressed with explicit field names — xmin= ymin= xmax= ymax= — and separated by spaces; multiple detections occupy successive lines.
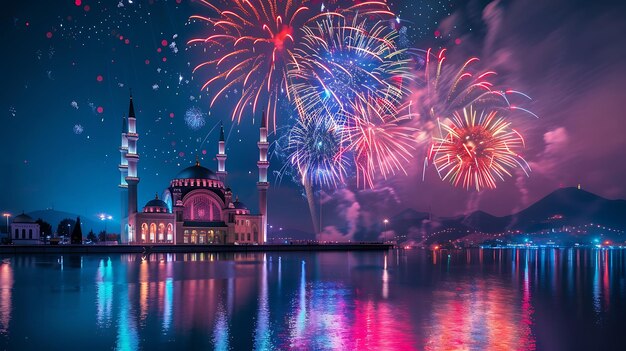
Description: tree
xmin=70 ymin=216 xmax=83 ymax=245
xmin=57 ymin=218 xmax=76 ymax=237
xmin=36 ymin=219 xmax=53 ymax=236
xmin=87 ymin=230 xmax=97 ymax=243
xmin=98 ymin=230 xmax=107 ymax=242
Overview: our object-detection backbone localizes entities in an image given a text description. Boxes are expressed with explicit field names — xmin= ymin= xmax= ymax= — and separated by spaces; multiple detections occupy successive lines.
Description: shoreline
xmin=0 ymin=243 xmax=392 ymax=254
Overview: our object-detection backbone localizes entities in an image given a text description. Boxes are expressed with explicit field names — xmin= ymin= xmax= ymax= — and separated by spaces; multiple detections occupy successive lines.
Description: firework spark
xmin=429 ymin=107 xmax=530 ymax=191
xmin=189 ymin=0 xmax=394 ymax=128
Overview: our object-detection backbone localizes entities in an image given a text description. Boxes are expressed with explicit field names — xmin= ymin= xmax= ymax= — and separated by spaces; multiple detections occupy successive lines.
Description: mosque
xmin=117 ymin=95 xmax=269 ymax=245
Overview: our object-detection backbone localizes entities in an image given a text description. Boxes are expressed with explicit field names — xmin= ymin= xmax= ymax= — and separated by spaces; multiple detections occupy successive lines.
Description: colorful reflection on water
xmin=0 ymin=248 xmax=625 ymax=350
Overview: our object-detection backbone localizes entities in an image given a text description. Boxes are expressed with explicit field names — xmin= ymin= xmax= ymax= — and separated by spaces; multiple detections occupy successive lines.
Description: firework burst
xmin=281 ymin=112 xmax=349 ymax=189
xmin=185 ymin=107 xmax=207 ymax=130
xmin=188 ymin=0 xmax=394 ymax=128
xmin=340 ymin=96 xmax=417 ymax=188
xmin=289 ymin=11 xmax=410 ymax=121
xmin=428 ymin=107 xmax=530 ymax=191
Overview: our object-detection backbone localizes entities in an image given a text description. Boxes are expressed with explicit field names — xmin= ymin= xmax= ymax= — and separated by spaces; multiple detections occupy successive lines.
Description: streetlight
xmin=2 ymin=213 xmax=10 ymax=238
xmin=383 ymin=218 xmax=389 ymax=242
xmin=99 ymin=214 xmax=113 ymax=236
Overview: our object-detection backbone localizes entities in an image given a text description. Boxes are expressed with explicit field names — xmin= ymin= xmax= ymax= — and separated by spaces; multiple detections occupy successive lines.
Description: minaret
xmin=216 ymin=122 xmax=227 ymax=183
xmin=119 ymin=115 xmax=129 ymax=239
xmin=257 ymin=111 xmax=269 ymax=243
xmin=125 ymin=93 xmax=140 ymax=243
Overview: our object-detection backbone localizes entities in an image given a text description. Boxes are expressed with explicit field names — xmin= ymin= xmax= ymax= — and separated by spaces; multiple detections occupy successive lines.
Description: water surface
xmin=0 ymin=248 xmax=625 ymax=350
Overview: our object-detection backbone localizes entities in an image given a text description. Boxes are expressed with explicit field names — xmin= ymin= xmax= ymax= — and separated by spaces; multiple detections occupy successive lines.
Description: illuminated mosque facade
xmin=118 ymin=95 xmax=269 ymax=245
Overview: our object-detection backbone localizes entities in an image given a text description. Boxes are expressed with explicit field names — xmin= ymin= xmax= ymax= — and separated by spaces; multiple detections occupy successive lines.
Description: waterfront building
xmin=10 ymin=213 xmax=40 ymax=244
xmin=118 ymin=95 xmax=268 ymax=244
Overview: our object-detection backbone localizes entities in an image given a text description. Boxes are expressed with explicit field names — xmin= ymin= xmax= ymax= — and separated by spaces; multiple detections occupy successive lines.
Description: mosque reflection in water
xmin=0 ymin=248 xmax=624 ymax=350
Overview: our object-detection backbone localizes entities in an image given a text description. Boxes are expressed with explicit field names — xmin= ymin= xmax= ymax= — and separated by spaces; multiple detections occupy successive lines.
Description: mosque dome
xmin=175 ymin=160 xmax=218 ymax=180
xmin=232 ymin=200 xmax=248 ymax=210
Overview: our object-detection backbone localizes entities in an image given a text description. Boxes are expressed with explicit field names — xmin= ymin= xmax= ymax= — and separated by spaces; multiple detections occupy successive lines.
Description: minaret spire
xmin=216 ymin=121 xmax=227 ymax=183
xmin=124 ymin=92 xmax=140 ymax=243
xmin=128 ymin=92 xmax=136 ymax=118
xmin=118 ymin=113 xmax=129 ymax=243
xmin=257 ymin=110 xmax=269 ymax=243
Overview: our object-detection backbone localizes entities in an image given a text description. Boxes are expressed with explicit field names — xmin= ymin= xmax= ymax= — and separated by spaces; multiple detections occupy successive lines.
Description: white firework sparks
xmin=184 ymin=107 xmax=206 ymax=130
xmin=73 ymin=124 xmax=84 ymax=134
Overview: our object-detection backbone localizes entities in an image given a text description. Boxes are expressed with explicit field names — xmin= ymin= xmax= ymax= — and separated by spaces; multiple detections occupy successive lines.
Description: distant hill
xmin=459 ymin=187 xmax=626 ymax=233
xmin=462 ymin=210 xmax=510 ymax=233
xmin=27 ymin=209 xmax=120 ymax=235
xmin=504 ymin=187 xmax=626 ymax=232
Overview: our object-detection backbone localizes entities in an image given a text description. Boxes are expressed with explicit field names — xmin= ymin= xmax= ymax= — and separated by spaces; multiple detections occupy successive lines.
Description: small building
xmin=10 ymin=213 xmax=41 ymax=244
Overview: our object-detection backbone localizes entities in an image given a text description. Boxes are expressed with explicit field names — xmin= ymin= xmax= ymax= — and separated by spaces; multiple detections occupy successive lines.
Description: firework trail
xmin=276 ymin=109 xmax=350 ymax=233
xmin=340 ymin=95 xmax=417 ymax=189
xmin=429 ymin=106 xmax=530 ymax=191
xmin=289 ymin=11 xmax=410 ymax=122
xmin=188 ymin=0 xmax=394 ymax=129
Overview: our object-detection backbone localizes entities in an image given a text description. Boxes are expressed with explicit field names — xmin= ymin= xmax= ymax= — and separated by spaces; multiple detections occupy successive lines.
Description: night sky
xmin=2 ymin=0 xmax=626 ymax=237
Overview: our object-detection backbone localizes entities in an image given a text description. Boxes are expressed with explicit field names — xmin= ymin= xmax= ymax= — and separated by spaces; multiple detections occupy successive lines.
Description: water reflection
xmin=0 ymin=263 xmax=12 ymax=334
xmin=96 ymin=258 xmax=113 ymax=327
xmin=0 ymin=249 xmax=624 ymax=349
xmin=253 ymin=254 xmax=271 ymax=351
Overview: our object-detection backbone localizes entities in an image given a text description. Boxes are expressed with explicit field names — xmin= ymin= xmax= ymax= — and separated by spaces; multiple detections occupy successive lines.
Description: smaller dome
xmin=232 ymin=196 xmax=248 ymax=210
xmin=145 ymin=193 xmax=168 ymax=210
xmin=13 ymin=213 xmax=35 ymax=223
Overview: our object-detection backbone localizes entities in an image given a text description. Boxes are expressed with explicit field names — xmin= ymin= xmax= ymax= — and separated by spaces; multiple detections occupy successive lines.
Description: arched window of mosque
xmin=22 ymin=229 xmax=25 ymax=239
xmin=166 ymin=224 xmax=173 ymax=242
xmin=158 ymin=223 xmax=165 ymax=241
xmin=149 ymin=223 xmax=156 ymax=242
xmin=29 ymin=229 xmax=32 ymax=239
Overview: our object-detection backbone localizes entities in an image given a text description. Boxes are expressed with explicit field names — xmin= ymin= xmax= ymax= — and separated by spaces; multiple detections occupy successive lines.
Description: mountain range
xmin=388 ymin=187 xmax=626 ymax=244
